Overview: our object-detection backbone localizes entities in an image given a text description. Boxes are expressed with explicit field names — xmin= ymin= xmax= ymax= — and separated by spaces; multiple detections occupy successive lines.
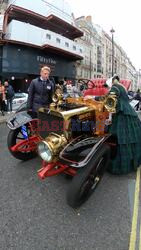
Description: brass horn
xmin=52 ymin=92 xmax=59 ymax=103
xmin=104 ymin=92 xmax=117 ymax=113
xmin=52 ymin=84 xmax=63 ymax=103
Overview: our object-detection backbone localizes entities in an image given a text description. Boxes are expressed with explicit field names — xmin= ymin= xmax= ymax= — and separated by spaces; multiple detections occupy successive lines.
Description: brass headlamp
xmin=38 ymin=133 xmax=67 ymax=162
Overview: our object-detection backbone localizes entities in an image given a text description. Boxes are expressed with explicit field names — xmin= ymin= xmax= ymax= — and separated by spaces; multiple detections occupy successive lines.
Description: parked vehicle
xmin=6 ymin=80 xmax=119 ymax=208
xmin=13 ymin=92 xmax=28 ymax=110
xmin=5 ymin=92 xmax=28 ymax=111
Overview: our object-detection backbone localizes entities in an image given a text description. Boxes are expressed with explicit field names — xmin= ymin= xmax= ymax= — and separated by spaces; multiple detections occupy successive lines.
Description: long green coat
xmin=108 ymin=83 xmax=141 ymax=174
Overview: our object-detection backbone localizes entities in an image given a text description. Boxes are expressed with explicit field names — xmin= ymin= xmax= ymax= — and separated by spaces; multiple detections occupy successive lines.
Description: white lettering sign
xmin=37 ymin=56 xmax=56 ymax=65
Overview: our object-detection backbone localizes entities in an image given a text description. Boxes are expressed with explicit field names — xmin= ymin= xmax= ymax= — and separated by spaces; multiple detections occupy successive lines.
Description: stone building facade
xmin=75 ymin=15 xmax=138 ymax=90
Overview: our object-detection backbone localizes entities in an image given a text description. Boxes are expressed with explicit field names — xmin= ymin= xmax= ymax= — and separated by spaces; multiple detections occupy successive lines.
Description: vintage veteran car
xmin=7 ymin=83 xmax=117 ymax=208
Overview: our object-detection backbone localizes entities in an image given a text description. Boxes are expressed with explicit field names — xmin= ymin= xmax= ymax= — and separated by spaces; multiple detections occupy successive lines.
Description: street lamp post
xmin=110 ymin=28 xmax=115 ymax=77
xmin=89 ymin=30 xmax=93 ymax=79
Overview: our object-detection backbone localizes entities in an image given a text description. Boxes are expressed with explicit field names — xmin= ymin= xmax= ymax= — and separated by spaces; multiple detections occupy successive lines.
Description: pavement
xmin=0 ymin=112 xmax=15 ymax=124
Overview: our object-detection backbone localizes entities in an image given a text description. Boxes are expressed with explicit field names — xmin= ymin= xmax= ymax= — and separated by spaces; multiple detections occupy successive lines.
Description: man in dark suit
xmin=27 ymin=66 xmax=54 ymax=113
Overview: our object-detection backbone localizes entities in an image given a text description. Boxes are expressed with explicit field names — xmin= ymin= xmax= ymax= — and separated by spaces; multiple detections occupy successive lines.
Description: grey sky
xmin=68 ymin=0 xmax=141 ymax=70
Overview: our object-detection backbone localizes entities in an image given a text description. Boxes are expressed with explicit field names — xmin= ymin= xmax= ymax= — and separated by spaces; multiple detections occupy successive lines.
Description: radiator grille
xmin=38 ymin=110 xmax=64 ymax=139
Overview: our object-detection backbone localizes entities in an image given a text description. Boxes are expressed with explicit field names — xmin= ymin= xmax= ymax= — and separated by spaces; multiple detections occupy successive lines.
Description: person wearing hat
xmin=107 ymin=75 xmax=141 ymax=174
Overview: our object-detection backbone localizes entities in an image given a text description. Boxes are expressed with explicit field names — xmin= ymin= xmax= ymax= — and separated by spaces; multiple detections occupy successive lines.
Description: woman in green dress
xmin=107 ymin=75 xmax=141 ymax=174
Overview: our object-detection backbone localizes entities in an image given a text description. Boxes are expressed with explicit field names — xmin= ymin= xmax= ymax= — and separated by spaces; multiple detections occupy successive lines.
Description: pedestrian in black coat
xmin=27 ymin=66 xmax=54 ymax=113
xmin=134 ymin=89 xmax=141 ymax=111
xmin=4 ymin=80 xmax=15 ymax=112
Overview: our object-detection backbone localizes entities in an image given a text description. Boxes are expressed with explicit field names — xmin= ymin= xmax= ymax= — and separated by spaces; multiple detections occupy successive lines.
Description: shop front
xmin=0 ymin=43 xmax=77 ymax=92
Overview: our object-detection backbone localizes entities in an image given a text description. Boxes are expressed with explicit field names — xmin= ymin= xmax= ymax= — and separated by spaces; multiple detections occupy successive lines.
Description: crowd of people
xmin=63 ymin=79 xmax=141 ymax=111
xmin=0 ymin=80 xmax=15 ymax=116
xmin=1 ymin=68 xmax=141 ymax=116
xmin=128 ymin=89 xmax=141 ymax=110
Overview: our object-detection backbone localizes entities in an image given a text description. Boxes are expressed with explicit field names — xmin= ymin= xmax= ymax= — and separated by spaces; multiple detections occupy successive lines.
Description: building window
xmin=65 ymin=42 xmax=69 ymax=47
xmin=84 ymin=70 xmax=87 ymax=78
xmin=73 ymin=45 xmax=76 ymax=51
xmin=46 ymin=34 xmax=51 ymax=40
xmin=56 ymin=38 xmax=61 ymax=43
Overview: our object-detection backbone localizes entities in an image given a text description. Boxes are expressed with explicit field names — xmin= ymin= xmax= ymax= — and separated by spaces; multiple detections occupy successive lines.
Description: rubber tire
xmin=66 ymin=144 xmax=110 ymax=209
xmin=7 ymin=128 xmax=37 ymax=161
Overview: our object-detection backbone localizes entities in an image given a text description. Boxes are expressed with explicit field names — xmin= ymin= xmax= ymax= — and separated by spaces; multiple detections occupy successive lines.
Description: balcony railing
xmin=6 ymin=20 xmax=83 ymax=58
xmin=42 ymin=30 xmax=83 ymax=56
xmin=42 ymin=0 xmax=74 ymax=25
xmin=8 ymin=0 xmax=74 ymax=26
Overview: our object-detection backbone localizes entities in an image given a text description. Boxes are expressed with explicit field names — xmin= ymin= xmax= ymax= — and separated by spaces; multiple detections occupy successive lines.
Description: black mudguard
xmin=59 ymin=134 xmax=117 ymax=168
xmin=6 ymin=111 xmax=35 ymax=130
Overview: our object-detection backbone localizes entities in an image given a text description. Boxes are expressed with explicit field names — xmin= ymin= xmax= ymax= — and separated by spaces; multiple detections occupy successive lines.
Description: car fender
xmin=6 ymin=111 xmax=35 ymax=130
xmin=59 ymin=134 xmax=116 ymax=168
